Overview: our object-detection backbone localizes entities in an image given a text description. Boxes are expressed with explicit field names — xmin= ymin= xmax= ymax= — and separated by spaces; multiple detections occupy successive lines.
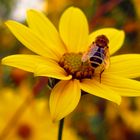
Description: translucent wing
xmin=103 ymin=46 xmax=110 ymax=69
xmin=88 ymin=44 xmax=99 ymax=58
xmin=81 ymin=43 xmax=98 ymax=62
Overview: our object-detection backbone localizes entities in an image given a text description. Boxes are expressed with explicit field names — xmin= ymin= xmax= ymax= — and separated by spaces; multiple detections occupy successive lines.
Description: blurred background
xmin=0 ymin=0 xmax=140 ymax=140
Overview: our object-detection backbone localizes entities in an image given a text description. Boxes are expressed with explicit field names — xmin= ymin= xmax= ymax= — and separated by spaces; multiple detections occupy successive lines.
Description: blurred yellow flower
xmin=46 ymin=0 xmax=69 ymax=13
xmin=119 ymin=97 xmax=140 ymax=132
xmin=2 ymin=7 xmax=140 ymax=121
xmin=0 ymin=84 xmax=80 ymax=140
xmin=106 ymin=97 xmax=140 ymax=132
xmin=133 ymin=0 xmax=140 ymax=18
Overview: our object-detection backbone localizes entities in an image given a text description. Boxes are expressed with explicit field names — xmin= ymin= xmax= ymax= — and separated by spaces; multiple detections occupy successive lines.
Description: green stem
xmin=58 ymin=118 xmax=64 ymax=140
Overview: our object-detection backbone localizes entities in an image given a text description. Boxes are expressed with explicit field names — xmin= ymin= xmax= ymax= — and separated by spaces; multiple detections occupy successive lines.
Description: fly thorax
xmin=59 ymin=53 xmax=94 ymax=79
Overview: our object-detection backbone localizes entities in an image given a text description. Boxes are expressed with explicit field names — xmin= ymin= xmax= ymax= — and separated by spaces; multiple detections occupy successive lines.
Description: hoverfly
xmin=81 ymin=35 xmax=110 ymax=82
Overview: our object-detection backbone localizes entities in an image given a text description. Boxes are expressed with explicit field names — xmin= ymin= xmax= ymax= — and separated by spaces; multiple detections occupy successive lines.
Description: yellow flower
xmin=2 ymin=7 xmax=140 ymax=121
xmin=105 ymin=98 xmax=140 ymax=132
xmin=133 ymin=0 xmax=140 ymax=18
xmin=0 ymin=84 xmax=80 ymax=140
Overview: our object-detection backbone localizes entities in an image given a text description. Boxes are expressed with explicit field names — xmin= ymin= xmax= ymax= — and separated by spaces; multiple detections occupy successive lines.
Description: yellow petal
xmin=88 ymin=28 xmax=125 ymax=55
xmin=106 ymin=54 xmax=140 ymax=78
xmin=2 ymin=54 xmax=58 ymax=72
xmin=34 ymin=64 xmax=72 ymax=80
xmin=59 ymin=7 xmax=89 ymax=53
xmin=50 ymin=80 xmax=81 ymax=121
xmin=5 ymin=20 xmax=59 ymax=60
xmin=80 ymin=79 xmax=121 ymax=105
xmin=27 ymin=9 xmax=66 ymax=57
xmin=101 ymin=73 xmax=140 ymax=96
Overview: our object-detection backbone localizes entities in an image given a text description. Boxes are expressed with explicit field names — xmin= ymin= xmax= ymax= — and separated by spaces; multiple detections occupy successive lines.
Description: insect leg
xmin=99 ymin=69 xmax=104 ymax=83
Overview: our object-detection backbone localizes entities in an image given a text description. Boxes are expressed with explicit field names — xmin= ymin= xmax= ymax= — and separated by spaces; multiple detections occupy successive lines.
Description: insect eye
xmin=95 ymin=35 xmax=109 ymax=47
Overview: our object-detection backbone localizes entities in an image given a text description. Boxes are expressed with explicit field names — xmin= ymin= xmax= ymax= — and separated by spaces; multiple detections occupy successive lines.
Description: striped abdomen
xmin=89 ymin=47 xmax=104 ymax=69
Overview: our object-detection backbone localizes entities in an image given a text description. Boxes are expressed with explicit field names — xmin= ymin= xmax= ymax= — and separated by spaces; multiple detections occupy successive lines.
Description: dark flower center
xmin=59 ymin=53 xmax=94 ymax=79
xmin=17 ymin=123 xmax=32 ymax=139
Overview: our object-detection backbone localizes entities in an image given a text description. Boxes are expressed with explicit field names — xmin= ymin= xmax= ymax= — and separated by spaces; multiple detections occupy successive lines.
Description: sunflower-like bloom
xmin=2 ymin=7 xmax=140 ymax=121
xmin=0 ymin=84 xmax=80 ymax=140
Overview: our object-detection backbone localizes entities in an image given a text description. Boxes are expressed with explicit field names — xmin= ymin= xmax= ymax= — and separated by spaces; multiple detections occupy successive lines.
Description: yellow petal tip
xmin=50 ymin=108 xmax=67 ymax=122
xmin=1 ymin=57 xmax=9 ymax=65
xmin=26 ymin=9 xmax=38 ymax=14
xmin=5 ymin=20 xmax=20 ymax=30
xmin=51 ymin=115 xmax=62 ymax=122
xmin=5 ymin=20 xmax=13 ymax=26
xmin=120 ymin=30 xmax=125 ymax=37
xmin=117 ymin=98 xmax=122 ymax=105
xmin=65 ymin=6 xmax=83 ymax=13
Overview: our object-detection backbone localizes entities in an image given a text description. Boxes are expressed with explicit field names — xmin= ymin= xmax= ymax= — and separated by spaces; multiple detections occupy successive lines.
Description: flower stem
xmin=58 ymin=118 xmax=64 ymax=140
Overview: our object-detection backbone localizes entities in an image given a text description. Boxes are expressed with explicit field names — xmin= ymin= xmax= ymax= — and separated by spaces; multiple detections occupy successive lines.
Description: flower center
xmin=17 ymin=123 xmax=32 ymax=139
xmin=59 ymin=53 xmax=94 ymax=79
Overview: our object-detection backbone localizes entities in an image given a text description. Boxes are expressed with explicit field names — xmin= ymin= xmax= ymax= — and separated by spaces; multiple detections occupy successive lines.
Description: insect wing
xmin=103 ymin=47 xmax=110 ymax=69
xmin=88 ymin=44 xmax=99 ymax=58
xmin=81 ymin=43 xmax=97 ymax=62
xmin=81 ymin=51 xmax=89 ymax=62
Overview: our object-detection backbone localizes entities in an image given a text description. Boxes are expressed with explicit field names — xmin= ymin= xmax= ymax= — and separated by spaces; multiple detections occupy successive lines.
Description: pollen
xmin=59 ymin=53 xmax=94 ymax=79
